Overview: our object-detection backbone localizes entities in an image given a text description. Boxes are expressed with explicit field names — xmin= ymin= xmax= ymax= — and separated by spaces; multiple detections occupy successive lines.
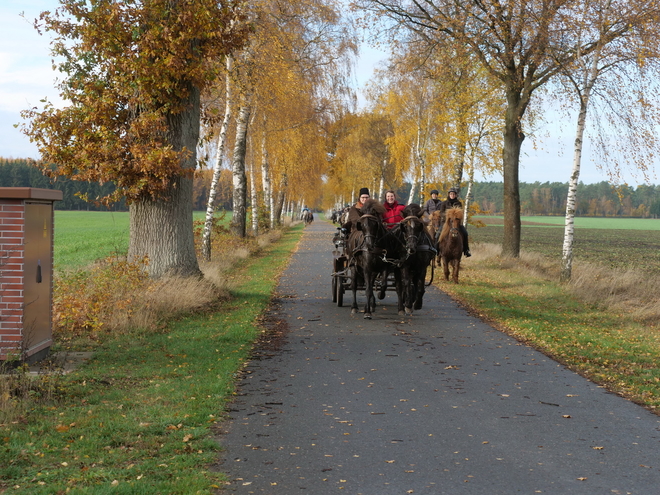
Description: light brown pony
xmin=437 ymin=207 xmax=463 ymax=283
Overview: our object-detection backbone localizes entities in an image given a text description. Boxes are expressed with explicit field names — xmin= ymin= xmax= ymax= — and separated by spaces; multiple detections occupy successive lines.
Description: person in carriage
xmin=343 ymin=187 xmax=372 ymax=232
xmin=382 ymin=190 xmax=406 ymax=229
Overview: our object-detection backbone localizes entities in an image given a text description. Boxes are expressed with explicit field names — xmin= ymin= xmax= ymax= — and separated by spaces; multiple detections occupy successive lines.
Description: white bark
xmin=250 ymin=158 xmax=258 ymax=235
xmin=463 ymin=167 xmax=474 ymax=226
xmin=260 ymin=124 xmax=273 ymax=229
xmin=202 ymin=56 xmax=232 ymax=261
xmin=378 ymin=175 xmax=384 ymax=201
xmin=231 ymin=100 xmax=252 ymax=237
xmin=561 ymin=1 xmax=609 ymax=282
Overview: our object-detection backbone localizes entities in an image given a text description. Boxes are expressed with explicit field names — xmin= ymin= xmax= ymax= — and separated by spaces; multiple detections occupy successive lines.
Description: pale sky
xmin=0 ymin=1 xmax=654 ymax=186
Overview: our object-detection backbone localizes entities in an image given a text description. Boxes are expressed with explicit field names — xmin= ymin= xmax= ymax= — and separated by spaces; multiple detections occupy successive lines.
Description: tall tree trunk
xmin=231 ymin=101 xmax=252 ymax=237
xmin=129 ymin=85 xmax=201 ymax=278
xmin=202 ymin=56 xmax=232 ymax=261
xmin=408 ymin=166 xmax=418 ymax=206
xmin=452 ymin=115 xmax=469 ymax=188
xmin=561 ymin=12 xmax=606 ymax=281
xmin=250 ymin=158 xmax=258 ymax=235
xmin=378 ymin=174 xmax=384 ymax=201
xmin=274 ymin=174 xmax=287 ymax=224
xmin=463 ymin=167 xmax=475 ymax=226
xmin=260 ymin=123 xmax=273 ymax=229
xmin=501 ymin=89 xmax=526 ymax=258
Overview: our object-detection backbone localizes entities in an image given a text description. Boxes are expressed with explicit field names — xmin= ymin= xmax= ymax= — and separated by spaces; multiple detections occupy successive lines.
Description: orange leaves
xmin=22 ymin=0 xmax=250 ymax=203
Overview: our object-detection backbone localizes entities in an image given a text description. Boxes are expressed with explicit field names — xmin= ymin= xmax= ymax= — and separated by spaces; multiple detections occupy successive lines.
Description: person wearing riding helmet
xmin=438 ymin=187 xmax=471 ymax=257
xmin=382 ymin=190 xmax=406 ymax=229
xmin=343 ymin=187 xmax=371 ymax=232
xmin=423 ymin=189 xmax=442 ymax=215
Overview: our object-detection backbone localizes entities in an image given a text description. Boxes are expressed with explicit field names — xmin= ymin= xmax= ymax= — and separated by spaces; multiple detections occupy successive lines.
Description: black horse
xmin=345 ymin=199 xmax=396 ymax=319
xmin=379 ymin=203 xmax=436 ymax=315
xmin=391 ymin=204 xmax=435 ymax=315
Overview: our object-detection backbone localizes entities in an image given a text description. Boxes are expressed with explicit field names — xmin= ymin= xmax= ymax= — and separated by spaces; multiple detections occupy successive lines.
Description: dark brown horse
xmin=345 ymin=199 xmax=389 ymax=319
xmin=437 ymin=207 xmax=463 ymax=283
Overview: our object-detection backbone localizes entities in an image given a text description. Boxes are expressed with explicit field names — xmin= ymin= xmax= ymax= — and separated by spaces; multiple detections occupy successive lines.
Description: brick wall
xmin=0 ymin=199 xmax=26 ymax=359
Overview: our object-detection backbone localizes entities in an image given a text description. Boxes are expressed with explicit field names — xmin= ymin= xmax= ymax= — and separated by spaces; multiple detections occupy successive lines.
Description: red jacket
xmin=383 ymin=201 xmax=406 ymax=228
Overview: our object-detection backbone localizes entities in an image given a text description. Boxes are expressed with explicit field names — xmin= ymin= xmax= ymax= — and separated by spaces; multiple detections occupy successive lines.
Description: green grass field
xmin=54 ymin=211 xmax=211 ymax=270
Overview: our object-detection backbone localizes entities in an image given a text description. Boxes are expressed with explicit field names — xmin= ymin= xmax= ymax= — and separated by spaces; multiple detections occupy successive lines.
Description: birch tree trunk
xmin=250 ymin=158 xmax=258 ymax=235
xmin=378 ymin=174 xmax=384 ymax=201
xmin=463 ymin=167 xmax=475 ymax=226
xmin=260 ymin=124 xmax=273 ymax=229
xmin=561 ymin=11 xmax=606 ymax=281
xmin=231 ymin=100 xmax=252 ymax=238
xmin=274 ymin=174 xmax=287 ymax=225
xmin=201 ymin=56 xmax=232 ymax=261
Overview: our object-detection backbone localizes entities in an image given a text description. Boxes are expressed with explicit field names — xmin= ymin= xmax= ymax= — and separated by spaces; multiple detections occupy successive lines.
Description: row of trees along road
xmin=355 ymin=0 xmax=660 ymax=280
xmin=21 ymin=0 xmax=355 ymax=277
xmin=20 ymin=0 xmax=660 ymax=280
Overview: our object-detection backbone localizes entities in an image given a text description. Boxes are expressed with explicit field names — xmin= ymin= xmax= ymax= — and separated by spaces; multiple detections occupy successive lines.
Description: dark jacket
xmin=423 ymin=198 xmax=442 ymax=215
xmin=438 ymin=194 xmax=463 ymax=225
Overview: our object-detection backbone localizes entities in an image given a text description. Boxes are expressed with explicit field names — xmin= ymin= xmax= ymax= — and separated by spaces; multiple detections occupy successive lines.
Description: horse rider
xmin=423 ymin=189 xmax=442 ymax=216
xmin=438 ymin=187 xmax=471 ymax=257
xmin=343 ymin=187 xmax=371 ymax=232
xmin=382 ymin=190 xmax=406 ymax=229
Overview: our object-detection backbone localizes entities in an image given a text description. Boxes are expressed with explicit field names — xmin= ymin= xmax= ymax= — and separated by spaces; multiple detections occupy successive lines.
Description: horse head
xmin=357 ymin=199 xmax=386 ymax=251
xmin=397 ymin=204 xmax=428 ymax=255
xmin=440 ymin=207 xmax=463 ymax=243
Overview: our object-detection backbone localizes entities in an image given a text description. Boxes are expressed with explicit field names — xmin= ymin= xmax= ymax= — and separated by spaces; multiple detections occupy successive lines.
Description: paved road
xmin=218 ymin=220 xmax=660 ymax=494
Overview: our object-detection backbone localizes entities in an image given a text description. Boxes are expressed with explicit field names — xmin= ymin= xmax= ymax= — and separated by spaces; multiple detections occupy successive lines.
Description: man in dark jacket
xmin=343 ymin=187 xmax=371 ymax=232
xmin=438 ymin=187 xmax=471 ymax=257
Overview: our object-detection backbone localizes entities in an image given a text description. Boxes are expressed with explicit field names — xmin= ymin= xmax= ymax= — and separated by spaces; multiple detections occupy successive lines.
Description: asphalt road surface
xmin=218 ymin=220 xmax=660 ymax=494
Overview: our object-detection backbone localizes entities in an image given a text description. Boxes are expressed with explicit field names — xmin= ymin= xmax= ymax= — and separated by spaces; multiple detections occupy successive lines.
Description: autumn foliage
xmin=22 ymin=0 xmax=249 ymax=204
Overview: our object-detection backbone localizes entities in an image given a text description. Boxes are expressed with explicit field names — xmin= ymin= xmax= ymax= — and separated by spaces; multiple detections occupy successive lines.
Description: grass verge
xmin=436 ymin=242 xmax=660 ymax=413
xmin=0 ymin=224 xmax=304 ymax=494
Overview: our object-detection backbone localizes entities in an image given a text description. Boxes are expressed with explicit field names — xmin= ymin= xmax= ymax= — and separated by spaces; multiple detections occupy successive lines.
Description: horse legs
xmin=413 ymin=267 xmax=427 ymax=310
xmin=451 ymin=259 xmax=460 ymax=283
xmin=363 ymin=270 xmax=375 ymax=319
xmin=400 ymin=266 xmax=414 ymax=316
xmin=350 ymin=265 xmax=360 ymax=314
xmin=442 ymin=256 xmax=450 ymax=281
xmin=377 ymin=268 xmax=388 ymax=299
xmin=392 ymin=268 xmax=405 ymax=316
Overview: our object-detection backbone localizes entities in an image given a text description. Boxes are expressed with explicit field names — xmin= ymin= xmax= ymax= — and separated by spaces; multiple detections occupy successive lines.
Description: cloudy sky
xmin=1 ymin=1 xmax=653 ymax=185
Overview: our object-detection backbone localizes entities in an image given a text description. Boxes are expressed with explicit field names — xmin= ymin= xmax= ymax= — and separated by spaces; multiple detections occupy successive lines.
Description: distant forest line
xmin=2 ymin=158 xmax=659 ymax=217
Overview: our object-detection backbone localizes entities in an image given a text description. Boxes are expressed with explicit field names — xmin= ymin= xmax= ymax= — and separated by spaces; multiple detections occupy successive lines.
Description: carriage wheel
xmin=336 ymin=277 xmax=344 ymax=307
xmin=332 ymin=275 xmax=338 ymax=303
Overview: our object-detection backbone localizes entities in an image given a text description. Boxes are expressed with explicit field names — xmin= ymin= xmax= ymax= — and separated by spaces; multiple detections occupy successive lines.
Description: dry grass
xmin=471 ymin=241 xmax=660 ymax=324
xmin=54 ymin=228 xmax=288 ymax=340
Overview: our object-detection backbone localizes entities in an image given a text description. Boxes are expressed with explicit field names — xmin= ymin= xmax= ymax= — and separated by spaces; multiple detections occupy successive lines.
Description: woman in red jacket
xmin=382 ymin=190 xmax=406 ymax=229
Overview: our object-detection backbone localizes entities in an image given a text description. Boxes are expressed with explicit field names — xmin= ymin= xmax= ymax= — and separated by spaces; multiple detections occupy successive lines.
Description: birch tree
xmin=355 ymin=0 xmax=656 ymax=257
xmin=554 ymin=0 xmax=660 ymax=281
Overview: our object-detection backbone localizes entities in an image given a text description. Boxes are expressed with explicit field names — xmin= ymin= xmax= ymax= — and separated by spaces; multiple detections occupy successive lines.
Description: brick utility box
xmin=0 ymin=187 xmax=62 ymax=363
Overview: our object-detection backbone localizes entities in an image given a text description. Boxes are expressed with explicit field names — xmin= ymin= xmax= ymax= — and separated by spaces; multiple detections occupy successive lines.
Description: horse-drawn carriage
xmin=331 ymin=226 xmax=393 ymax=307
xmin=330 ymin=200 xmax=437 ymax=318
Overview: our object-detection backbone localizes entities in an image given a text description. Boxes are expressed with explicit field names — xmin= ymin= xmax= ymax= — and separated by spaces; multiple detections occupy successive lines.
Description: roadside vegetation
xmin=438 ymin=220 xmax=660 ymax=412
xmin=1 ymin=213 xmax=304 ymax=493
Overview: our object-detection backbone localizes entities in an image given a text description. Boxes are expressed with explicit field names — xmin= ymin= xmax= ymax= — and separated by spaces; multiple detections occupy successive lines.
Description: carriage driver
xmin=343 ymin=187 xmax=371 ymax=232
xmin=438 ymin=187 xmax=471 ymax=257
